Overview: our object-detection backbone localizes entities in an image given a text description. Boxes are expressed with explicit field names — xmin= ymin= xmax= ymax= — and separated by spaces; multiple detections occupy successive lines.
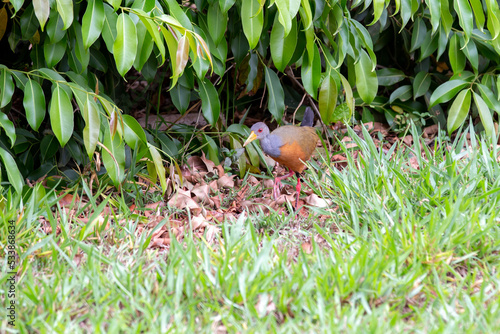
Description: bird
xmin=243 ymin=107 xmax=319 ymax=211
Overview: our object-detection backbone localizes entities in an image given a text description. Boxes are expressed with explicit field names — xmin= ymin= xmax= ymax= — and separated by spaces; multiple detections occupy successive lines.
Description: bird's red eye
xmin=258 ymin=128 xmax=263 ymax=133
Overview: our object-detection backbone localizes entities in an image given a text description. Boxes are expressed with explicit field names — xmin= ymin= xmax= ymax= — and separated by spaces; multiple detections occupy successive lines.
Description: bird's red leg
xmin=295 ymin=176 xmax=301 ymax=211
xmin=273 ymin=168 xmax=294 ymax=199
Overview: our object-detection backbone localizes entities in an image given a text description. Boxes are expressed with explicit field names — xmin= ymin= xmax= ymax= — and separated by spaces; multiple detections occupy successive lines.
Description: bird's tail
xmin=301 ymin=107 xmax=315 ymax=127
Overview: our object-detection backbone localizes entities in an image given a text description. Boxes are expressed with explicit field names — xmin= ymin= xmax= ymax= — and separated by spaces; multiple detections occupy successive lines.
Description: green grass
xmin=2 ymin=124 xmax=500 ymax=333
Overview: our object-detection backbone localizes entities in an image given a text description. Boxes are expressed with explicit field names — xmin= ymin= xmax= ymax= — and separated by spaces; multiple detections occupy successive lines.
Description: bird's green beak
xmin=243 ymin=131 xmax=258 ymax=147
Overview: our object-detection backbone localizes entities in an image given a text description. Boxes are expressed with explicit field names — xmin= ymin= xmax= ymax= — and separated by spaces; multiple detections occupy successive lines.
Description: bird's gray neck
xmin=260 ymin=134 xmax=282 ymax=158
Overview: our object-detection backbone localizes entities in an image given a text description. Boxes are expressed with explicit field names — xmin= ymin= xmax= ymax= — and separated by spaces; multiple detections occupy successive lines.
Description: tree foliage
xmin=0 ymin=0 xmax=499 ymax=193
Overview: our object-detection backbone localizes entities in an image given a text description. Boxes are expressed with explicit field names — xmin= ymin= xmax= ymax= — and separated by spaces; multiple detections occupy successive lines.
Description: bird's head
xmin=243 ymin=122 xmax=270 ymax=147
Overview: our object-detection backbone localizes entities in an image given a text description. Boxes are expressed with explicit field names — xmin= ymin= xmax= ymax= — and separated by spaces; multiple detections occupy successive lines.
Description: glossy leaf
xmin=207 ymin=2 xmax=227 ymax=45
xmin=0 ymin=147 xmax=24 ymax=194
xmin=133 ymin=19 xmax=154 ymax=71
xmin=476 ymin=83 xmax=500 ymax=114
xmin=410 ymin=17 xmax=426 ymax=52
xmin=138 ymin=14 xmax=165 ymax=65
xmin=123 ymin=114 xmax=147 ymax=149
xmin=413 ymin=71 xmax=431 ymax=99
xmin=301 ymin=45 xmax=321 ymax=99
xmin=46 ymin=11 xmax=65 ymax=43
xmin=389 ymin=85 xmax=413 ymax=103
xmin=102 ymin=125 xmax=125 ymax=187
xmin=170 ymin=83 xmax=191 ymax=114
xmin=241 ymin=0 xmax=263 ymax=49
xmin=340 ymin=73 xmax=354 ymax=116
xmin=0 ymin=112 xmax=15 ymax=147
xmin=33 ymin=0 xmax=50 ymax=31
xmin=376 ymin=68 xmax=406 ymax=86
xmin=49 ymin=85 xmax=74 ymax=147
xmin=319 ymin=74 xmax=338 ymax=124
xmin=161 ymin=26 xmax=180 ymax=86
xmin=82 ymin=0 xmax=105 ymax=49
xmin=419 ymin=30 xmax=438 ymax=60
xmin=20 ymin=4 xmax=39 ymax=39
xmin=371 ymin=0 xmax=385 ymax=25
xmin=264 ymin=67 xmax=285 ymax=122
xmin=197 ymin=78 xmax=220 ymax=127
xmin=454 ymin=0 xmax=473 ymax=44
xmin=469 ymin=0 xmax=485 ymax=31
xmin=83 ymin=96 xmax=100 ymax=158
xmin=449 ymin=34 xmax=466 ymax=74
xmin=23 ymin=79 xmax=46 ymax=131
xmin=56 ymin=0 xmax=74 ymax=30
xmin=270 ymin=16 xmax=297 ymax=72
xmin=429 ymin=80 xmax=470 ymax=107
xmin=148 ymin=143 xmax=167 ymax=194
xmin=424 ymin=0 xmax=440 ymax=34
xmin=447 ymin=89 xmax=471 ymax=134
xmin=220 ymin=0 xmax=236 ymax=13
xmin=163 ymin=0 xmax=193 ymax=30
xmin=0 ymin=69 xmax=14 ymax=108
xmin=473 ymin=92 xmax=495 ymax=138
xmin=70 ymin=22 xmax=90 ymax=73
xmin=460 ymin=37 xmax=479 ymax=71
xmin=44 ymin=37 xmax=66 ymax=68
xmin=354 ymin=50 xmax=378 ymax=104
xmin=102 ymin=4 xmax=118 ymax=53
xmin=113 ymin=13 xmax=138 ymax=77
xmin=275 ymin=0 xmax=292 ymax=36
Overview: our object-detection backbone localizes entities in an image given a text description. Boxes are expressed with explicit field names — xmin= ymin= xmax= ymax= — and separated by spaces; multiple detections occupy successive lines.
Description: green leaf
xmin=410 ymin=17 xmax=427 ymax=52
xmin=148 ymin=143 xmax=167 ymax=194
xmin=440 ymin=0 xmax=454 ymax=35
xmin=454 ymin=0 xmax=473 ymax=44
xmin=102 ymin=125 xmax=125 ymax=187
xmin=449 ymin=34 xmax=466 ymax=74
xmin=371 ymin=0 xmax=385 ymax=25
xmin=137 ymin=15 xmax=165 ymax=66
xmin=113 ymin=13 xmax=138 ymax=77
xmin=473 ymin=92 xmax=495 ymax=139
xmin=354 ymin=50 xmax=378 ymax=104
xmin=241 ymin=0 xmax=263 ymax=49
xmin=476 ymin=83 xmax=500 ymax=114
xmin=340 ymin=73 xmax=354 ymax=116
xmin=123 ymin=114 xmax=147 ymax=149
xmin=20 ymin=4 xmax=39 ymax=40
xmin=56 ymin=0 xmax=74 ymax=30
xmin=82 ymin=96 xmax=100 ymax=158
xmin=23 ymin=79 xmax=46 ymax=131
xmin=82 ymin=0 xmax=105 ymax=49
xmin=70 ymin=21 xmax=90 ymax=72
xmin=389 ymin=85 xmax=413 ymax=103
xmin=207 ymin=2 xmax=227 ymax=45
xmin=102 ymin=3 xmax=118 ymax=53
xmin=275 ymin=0 xmax=292 ymax=35
xmin=331 ymin=103 xmax=352 ymax=123
xmin=0 ymin=69 xmax=15 ymax=108
xmin=33 ymin=0 xmax=50 ymax=31
xmin=318 ymin=73 xmax=338 ymax=124
xmin=460 ymin=37 xmax=479 ymax=72
xmin=0 ymin=147 xmax=24 ymax=193
xmin=270 ymin=16 xmax=297 ymax=72
xmin=47 ymin=11 xmax=65 ymax=43
xmin=413 ymin=71 xmax=431 ymax=99
xmin=197 ymin=78 xmax=220 ymax=127
xmin=263 ymin=67 xmax=285 ymax=122
xmin=469 ymin=0 xmax=485 ymax=31
xmin=419 ymin=30 xmax=438 ymax=60
xmin=447 ymin=89 xmax=471 ymax=133
xmin=220 ymin=0 xmax=236 ymax=13
xmin=301 ymin=45 xmax=321 ymax=99
xmin=430 ymin=80 xmax=470 ymax=107
xmin=44 ymin=37 xmax=66 ymax=68
xmin=49 ymin=85 xmax=74 ymax=147
xmin=133 ymin=19 xmax=154 ymax=71
xmin=163 ymin=0 xmax=193 ymax=30
xmin=424 ymin=0 xmax=440 ymax=34
xmin=376 ymin=68 xmax=406 ymax=86
xmin=170 ymin=83 xmax=191 ymax=114
xmin=0 ymin=112 xmax=15 ymax=147
xmin=106 ymin=0 xmax=120 ymax=11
